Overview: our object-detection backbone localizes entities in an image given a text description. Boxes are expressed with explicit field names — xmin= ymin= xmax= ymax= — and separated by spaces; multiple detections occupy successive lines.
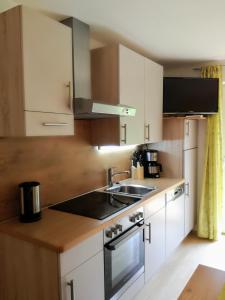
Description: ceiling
xmin=13 ymin=0 xmax=225 ymax=65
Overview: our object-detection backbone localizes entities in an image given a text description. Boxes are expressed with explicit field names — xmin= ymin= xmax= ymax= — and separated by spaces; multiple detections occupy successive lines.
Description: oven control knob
xmin=112 ymin=227 xmax=118 ymax=235
xmin=106 ymin=230 xmax=114 ymax=238
xmin=138 ymin=212 xmax=143 ymax=219
xmin=115 ymin=224 xmax=123 ymax=232
xmin=129 ymin=215 xmax=136 ymax=223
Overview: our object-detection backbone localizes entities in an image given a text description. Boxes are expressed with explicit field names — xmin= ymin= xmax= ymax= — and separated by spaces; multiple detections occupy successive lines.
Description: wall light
xmin=96 ymin=145 xmax=137 ymax=154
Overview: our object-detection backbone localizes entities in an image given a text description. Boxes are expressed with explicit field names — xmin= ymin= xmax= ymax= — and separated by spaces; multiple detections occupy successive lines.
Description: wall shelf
xmin=163 ymin=115 xmax=207 ymax=120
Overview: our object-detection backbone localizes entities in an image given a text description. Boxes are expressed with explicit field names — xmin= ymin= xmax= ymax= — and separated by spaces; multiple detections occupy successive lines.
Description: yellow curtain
xmin=197 ymin=65 xmax=223 ymax=240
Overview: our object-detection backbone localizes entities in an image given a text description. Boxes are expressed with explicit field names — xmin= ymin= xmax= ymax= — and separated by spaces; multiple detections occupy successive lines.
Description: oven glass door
xmin=104 ymin=222 xmax=144 ymax=300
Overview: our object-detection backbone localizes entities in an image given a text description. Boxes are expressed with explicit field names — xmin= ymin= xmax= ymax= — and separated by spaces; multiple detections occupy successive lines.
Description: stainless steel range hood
xmin=61 ymin=18 xmax=136 ymax=119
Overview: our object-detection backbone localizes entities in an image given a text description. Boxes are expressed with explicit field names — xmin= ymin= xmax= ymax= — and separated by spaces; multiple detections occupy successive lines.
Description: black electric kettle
xmin=19 ymin=181 xmax=41 ymax=222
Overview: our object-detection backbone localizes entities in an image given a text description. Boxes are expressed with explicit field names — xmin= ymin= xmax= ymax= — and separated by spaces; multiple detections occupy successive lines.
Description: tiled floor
xmin=134 ymin=233 xmax=225 ymax=300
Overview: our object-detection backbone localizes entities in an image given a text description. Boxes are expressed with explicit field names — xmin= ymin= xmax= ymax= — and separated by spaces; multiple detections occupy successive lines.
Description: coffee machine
xmin=143 ymin=149 xmax=162 ymax=178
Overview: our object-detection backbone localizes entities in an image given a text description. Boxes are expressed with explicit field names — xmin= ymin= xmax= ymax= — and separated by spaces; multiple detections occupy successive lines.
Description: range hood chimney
xmin=61 ymin=18 xmax=136 ymax=119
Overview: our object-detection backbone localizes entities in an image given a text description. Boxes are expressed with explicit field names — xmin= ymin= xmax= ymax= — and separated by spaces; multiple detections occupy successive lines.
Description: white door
xmin=184 ymin=148 xmax=197 ymax=236
xmin=144 ymin=58 xmax=163 ymax=143
xmin=166 ymin=194 xmax=185 ymax=257
xmin=145 ymin=207 xmax=166 ymax=282
xmin=61 ymin=251 xmax=104 ymax=300
xmin=119 ymin=45 xmax=145 ymax=145
xmin=183 ymin=120 xmax=198 ymax=150
xmin=22 ymin=7 xmax=73 ymax=115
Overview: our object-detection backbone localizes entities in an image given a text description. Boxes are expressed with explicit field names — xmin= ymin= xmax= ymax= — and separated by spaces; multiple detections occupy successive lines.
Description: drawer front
xmin=60 ymin=231 xmax=103 ymax=277
xmin=25 ymin=111 xmax=74 ymax=136
xmin=144 ymin=194 xmax=165 ymax=219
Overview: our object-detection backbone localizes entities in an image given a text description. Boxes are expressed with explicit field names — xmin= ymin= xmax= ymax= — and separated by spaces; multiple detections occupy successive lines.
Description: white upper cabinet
xmin=0 ymin=6 xmax=74 ymax=136
xmin=22 ymin=7 xmax=73 ymax=115
xmin=144 ymin=59 xmax=163 ymax=143
xmin=91 ymin=44 xmax=163 ymax=146
xmin=119 ymin=45 xmax=145 ymax=145
xmin=183 ymin=119 xmax=198 ymax=150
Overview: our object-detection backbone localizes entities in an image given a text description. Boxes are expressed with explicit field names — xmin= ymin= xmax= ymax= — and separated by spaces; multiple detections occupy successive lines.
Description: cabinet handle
xmin=185 ymin=121 xmax=190 ymax=136
xmin=42 ymin=122 xmax=69 ymax=126
xmin=145 ymin=223 xmax=151 ymax=244
xmin=185 ymin=183 xmax=190 ymax=196
xmin=67 ymin=280 xmax=74 ymax=300
xmin=66 ymin=81 xmax=73 ymax=111
xmin=145 ymin=124 xmax=150 ymax=141
xmin=121 ymin=124 xmax=127 ymax=144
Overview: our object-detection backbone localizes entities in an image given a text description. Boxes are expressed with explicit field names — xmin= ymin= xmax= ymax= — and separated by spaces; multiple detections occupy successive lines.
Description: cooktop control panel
xmin=104 ymin=207 xmax=144 ymax=244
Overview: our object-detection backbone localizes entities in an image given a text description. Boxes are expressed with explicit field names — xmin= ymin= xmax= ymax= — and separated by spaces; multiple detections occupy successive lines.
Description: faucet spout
xmin=107 ymin=167 xmax=130 ymax=187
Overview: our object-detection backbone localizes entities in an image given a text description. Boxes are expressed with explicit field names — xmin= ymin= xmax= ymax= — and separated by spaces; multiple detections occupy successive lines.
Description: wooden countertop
xmin=0 ymin=178 xmax=184 ymax=253
xmin=179 ymin=264 xmax=225 ymax=300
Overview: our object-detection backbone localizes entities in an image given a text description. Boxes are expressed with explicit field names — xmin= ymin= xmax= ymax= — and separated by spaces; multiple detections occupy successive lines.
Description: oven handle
xmin=105 ymin=221 xmax=144 ymax=251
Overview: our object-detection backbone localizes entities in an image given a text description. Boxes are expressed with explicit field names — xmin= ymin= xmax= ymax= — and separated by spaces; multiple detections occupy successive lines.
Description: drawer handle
xmin=145 ymin=223 xmax=151 ymax=244
xmin=185 ymin=120 xmax=190 ymax=136
xmin=185 ymin=183 xmax=190 ymax=196
xmin=66 ymin=81 xmax=73 ymax=111
xmin=145 ymin=124 xmax=150 ymax=141
xmin=42 ymin=122 xmax=69 ymax=126
xmin=121 ymin=124 xmax=127 ymax=144
xmin=67 ymin=280 xmax=74 ymax=300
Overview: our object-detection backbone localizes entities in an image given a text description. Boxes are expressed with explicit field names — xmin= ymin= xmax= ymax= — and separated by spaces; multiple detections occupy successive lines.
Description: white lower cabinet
xmin=166 ymin=193 xmax=185 ymax=257
xmin=145 ymin=207 xmax=166 ymax=282
xmin=61 ymin=251 xmax=104 ymax=300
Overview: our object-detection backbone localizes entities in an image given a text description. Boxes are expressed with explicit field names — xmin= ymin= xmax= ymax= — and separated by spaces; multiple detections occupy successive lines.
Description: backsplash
xmin=0 ymin=120 xmax=132 ymax=222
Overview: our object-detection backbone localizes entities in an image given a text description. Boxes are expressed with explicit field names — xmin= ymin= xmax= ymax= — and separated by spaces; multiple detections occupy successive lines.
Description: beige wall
xmin=0 ymin=0 xmax=16 ymax=12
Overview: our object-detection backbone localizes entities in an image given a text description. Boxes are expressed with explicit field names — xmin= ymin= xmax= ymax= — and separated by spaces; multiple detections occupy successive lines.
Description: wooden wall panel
xmin=0 ymin=6 xmax=25 ymax=136
xmin=0 ymin=120 xmax=132 ymax=222
xmin=149 ymin=118 xmax=184 ymax=178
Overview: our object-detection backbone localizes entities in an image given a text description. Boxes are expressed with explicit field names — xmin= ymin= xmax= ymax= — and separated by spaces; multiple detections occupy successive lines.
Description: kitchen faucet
xmin=107 ymin=167 xmax=130 ymax=187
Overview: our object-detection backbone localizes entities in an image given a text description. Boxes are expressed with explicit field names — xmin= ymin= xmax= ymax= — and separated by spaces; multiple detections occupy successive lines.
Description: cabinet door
xmin=166 ymin=194 xmax=185 ymax=257
xmin=145 ymin=207 xmax=166 ymax=282
xmin=61 ymin=251 xmax=104 ymax=300
xmin=22 ymin=7 xmax=73 ymax=115
xmin=144 ymin=58 xmax=163 ymax=143
xmin=119 ymin=45 xmax=145 ymax=145
xmin=183 ymin=120 xmax=198 ymax=150
xmin=184 ymin=148 xmax=197 ymax=236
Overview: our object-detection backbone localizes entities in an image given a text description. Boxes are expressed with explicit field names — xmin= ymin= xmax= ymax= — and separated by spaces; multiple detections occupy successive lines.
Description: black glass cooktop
xmin=49 ymin=191 xmax=140 ymax=220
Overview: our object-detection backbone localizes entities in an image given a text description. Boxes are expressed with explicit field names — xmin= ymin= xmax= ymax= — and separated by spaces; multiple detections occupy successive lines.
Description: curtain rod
xmin=192 ymin=65 xmax=225 ymax=71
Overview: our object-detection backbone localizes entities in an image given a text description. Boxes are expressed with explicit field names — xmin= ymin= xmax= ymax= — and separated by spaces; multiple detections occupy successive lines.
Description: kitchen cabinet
xmin=184 ymin=148 xmax=197 ymax=236
xmin=0 ymin=6 xmax=74 ymax=136
xmin=183 ymin=120 xmax=198 ymax=150
xmin=119 ymin=45 xmax=145 ymax=145
xmin=144 ymin=59 xmax=163 ymax=143
xmin=91 ymin=44 xmax=163 ymax=146
xmin=61 ymin=251 xmax=104 ymax=300
xmin=151 ymin=118 xmax=198 ymax=234
xmin=166 ymin=190 xmax=185 ymax=257
xmin=0 ymin=231 xmax=104 ymax=300
xmin=60 ymin=232 xmax=104 ymax=300
xmin=145 ymin=207 xmax=166 ymax=282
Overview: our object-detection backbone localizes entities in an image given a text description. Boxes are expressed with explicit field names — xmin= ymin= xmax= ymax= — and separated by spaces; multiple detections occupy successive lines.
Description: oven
xmin=104 ymin=211 xmax=144 ymax=300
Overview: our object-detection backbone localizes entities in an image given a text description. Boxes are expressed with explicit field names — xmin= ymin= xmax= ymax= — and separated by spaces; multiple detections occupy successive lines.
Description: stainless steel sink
xmin=104 ymin=184 xmax=156 ymax=197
